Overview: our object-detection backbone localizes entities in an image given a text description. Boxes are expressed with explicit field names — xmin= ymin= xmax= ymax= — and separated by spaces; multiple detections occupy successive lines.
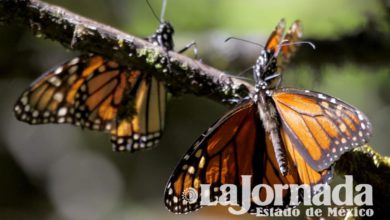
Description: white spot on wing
xmin=43 ymin=111 xmax=50 ymax=117
xmin=58 ymin=107 xmax=67 ymax=116
xmin=48 ymin=76 xmax=62 ymax=87
xmin=53 ymin=92 xmax=64 ymax=102
xmin=68 ymin=66 xmax=78 ymax=74
xmin=14 ymin=105 xmax=21 ymax=114
xmin=21 ymin=96 xmax=28 ymax=105
xmin=68 ymin=57 xmax=80 ymax=65
xmin=32 ymin=111 xmax=39 ymax=118
xmin=357 ymin=112 xmax=364 ymax=121
xmin=54 ymin=66 xmax=63 ymax=74
xmin=318 ymin=94 xmax=326 ymax=99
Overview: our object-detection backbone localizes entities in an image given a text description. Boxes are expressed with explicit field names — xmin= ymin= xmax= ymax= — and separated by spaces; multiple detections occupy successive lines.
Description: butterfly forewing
xmin=272 ymin=88 xmax=372 ymax=171
xmin=265 ymin=19 xmax=286 ymax=54
xmin=14 ymin=54 xmax=101 ymax=125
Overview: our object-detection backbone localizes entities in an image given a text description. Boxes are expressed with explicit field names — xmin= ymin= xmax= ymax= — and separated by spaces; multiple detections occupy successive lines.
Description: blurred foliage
xmin=0 ymin=0 xmax=389 ymax=220
xmin=129 ymin=0 xmax=387 ymax=37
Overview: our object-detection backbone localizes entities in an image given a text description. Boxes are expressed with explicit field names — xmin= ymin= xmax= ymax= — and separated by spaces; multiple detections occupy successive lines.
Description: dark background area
xmin=0 ymin=0 xmax=389 ymax=219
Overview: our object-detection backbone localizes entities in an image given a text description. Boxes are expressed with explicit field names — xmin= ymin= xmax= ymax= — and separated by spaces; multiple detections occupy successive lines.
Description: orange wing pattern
xmin=110 ymin=73 xmax=165 ymax=151
xmin=265 ymin=19 xmax=286 ymax=54
xmin=280 ymin=20 xmax=302 ymax=61
xmin=264 ymin=19 xmax=302 ymax=58
xmin=164 ymin=101 xmax=332 ymax=214
xmin=14 ymin=54 xmax=104 ymax=125
xmin=14 ymin=54 xmax=166 ymax=152
xmin=279 ymin=20 xmax=302 ymax=68
xmin=272 ymin=88 xmax=372 ymax=171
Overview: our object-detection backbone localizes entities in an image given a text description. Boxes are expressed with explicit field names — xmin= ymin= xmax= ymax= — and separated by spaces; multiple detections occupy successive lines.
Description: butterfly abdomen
xmin=257 ymin=92 xmax=288 ymax=176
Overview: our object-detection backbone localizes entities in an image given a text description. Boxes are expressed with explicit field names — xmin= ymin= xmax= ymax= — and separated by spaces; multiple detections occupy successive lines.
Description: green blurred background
xmin=0 ymin=0 xmax=389 ymax=219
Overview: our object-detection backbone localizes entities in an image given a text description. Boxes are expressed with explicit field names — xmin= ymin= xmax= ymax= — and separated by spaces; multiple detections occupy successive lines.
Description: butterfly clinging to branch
xmin=164 ymin=19 xmax=372 ymax=214
xmin=14 ymin=0 xmax=191 ymax=152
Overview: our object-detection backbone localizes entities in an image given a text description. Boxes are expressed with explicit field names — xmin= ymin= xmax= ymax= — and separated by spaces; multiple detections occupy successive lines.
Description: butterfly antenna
xmin=146 ymin=0 xmax=161 ymax=23
xmin=220 ymin=72 xmax=253 ymax=82
xmin=160 ymin=0 xmax=168 ymax=22
xmin=280 ymin=40 xmax=316 ymax=50
xmin=236 ymin=65 xmax=254 ymax=77
xmin=225 ymin=37 xmax=265 ymax=48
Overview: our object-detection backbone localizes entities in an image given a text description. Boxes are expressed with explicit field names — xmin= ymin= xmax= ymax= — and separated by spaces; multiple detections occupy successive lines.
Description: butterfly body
xmin=252 ymin=45 xmax=289 ymax=176
xmin=164 ymin=19 xmax=372 ymax=214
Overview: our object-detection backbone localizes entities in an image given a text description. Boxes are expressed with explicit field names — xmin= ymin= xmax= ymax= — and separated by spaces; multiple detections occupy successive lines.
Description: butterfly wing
xmin=259 ymin=20 xmax=302 ymax=88
xmin=164 ymin=101 xmax=331 ymax=214
xmin=272 ymin=88 xmax=372 ymax=171
xmin=265 ymin=19 xmax=286 ymax=54
xmin=109 ymin=73 xmax=166 ymax=151
xmin=14 ymin=54 xmax=104 ymax=125
xmin=281 ymin=128 xmax=333 ymax=187
xmin=279 ymin=20 xmax=302 ymax=64
xmin=14 ymin=54 xmax=166 ymax=152
xmin=265 ymin=19 xmax=302 ymax=76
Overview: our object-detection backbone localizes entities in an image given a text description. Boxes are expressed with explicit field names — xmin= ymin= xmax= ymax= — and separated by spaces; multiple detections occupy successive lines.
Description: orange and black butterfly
xmin=14 ymin=8 xmax=176 ymax=152
xmin=164 ymin=19 xmax=372 ymax=214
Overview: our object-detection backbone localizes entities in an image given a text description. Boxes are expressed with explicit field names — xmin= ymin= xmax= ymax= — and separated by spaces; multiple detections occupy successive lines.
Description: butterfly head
xmin=151 ymin=21 xmax=175 ymax=51
xmin=253 ymin=49 xmax=281 ymax=95
xmin=146 ymin=0 xmax=174 ymax=51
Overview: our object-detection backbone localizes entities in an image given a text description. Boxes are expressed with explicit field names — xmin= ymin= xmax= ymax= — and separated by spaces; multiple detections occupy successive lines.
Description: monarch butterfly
xmin=14 ymin=2 xmax=177 ymax=152
xmin=164 ymin=19 xmax=372 ymax=214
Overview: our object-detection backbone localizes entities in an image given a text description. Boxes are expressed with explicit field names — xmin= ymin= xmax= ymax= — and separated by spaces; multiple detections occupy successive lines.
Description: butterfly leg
xmin=163 ymin=41 xmax=199 ymax=75
xmin=222 ymin=96 xmax=250 ymax=105
xmin=177 ymin=41 xmax=200 ymax=60
xmin=264 ymin=73 xmax=281 ymax=82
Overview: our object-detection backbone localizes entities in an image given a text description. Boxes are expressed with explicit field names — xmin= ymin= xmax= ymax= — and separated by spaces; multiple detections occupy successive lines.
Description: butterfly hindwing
xmin=110 ymin=74 xmax=166 ymax=151
xmin=280 ymin=128 xmax=333 ymax=186
xmin=272 ymin=88 xmax=372 ymax=171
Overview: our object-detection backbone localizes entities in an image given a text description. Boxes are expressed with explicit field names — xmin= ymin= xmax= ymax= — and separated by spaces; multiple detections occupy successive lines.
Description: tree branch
xmin=0 ymin=0 xmax=389 ymax=217
xmin=0 ymin=0 xmax=251 ymax=102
